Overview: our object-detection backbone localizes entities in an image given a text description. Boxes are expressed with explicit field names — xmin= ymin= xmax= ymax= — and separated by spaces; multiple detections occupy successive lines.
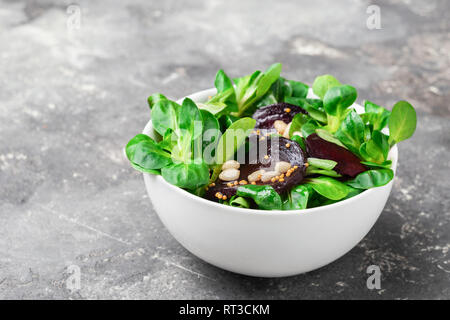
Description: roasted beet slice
xmin=305 ymin=133 xmax=367 ymax=177
xmin=205 ymin=136 xmax=307 ymax=202
xmin=252 ymin=102 xmax=307 ymax=129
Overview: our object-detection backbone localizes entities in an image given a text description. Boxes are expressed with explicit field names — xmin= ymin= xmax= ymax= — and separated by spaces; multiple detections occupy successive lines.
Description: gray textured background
xmin=0 ymin=0 xmax=449 ymax=299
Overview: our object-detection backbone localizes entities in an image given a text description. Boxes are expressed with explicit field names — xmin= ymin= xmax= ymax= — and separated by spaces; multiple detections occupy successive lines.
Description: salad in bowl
xmin=126 ymin=63 xmax=416 ymax=211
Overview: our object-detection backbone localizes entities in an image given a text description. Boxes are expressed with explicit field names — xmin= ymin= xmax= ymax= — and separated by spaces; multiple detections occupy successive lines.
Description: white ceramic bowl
xmin=142 ymin=88 xmax=397 ymax=277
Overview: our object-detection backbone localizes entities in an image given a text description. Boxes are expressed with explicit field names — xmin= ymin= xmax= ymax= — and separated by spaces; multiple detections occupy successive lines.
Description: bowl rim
xmin=142 ymin=88 xmax=398 ymax=216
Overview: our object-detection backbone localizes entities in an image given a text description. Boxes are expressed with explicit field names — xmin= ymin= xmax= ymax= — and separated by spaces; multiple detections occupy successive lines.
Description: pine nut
xmin=248 ymin=169 xmax=266 ymax=183
xmin=221 ymin=160 xmax=240 ymax=170
xmin=275 ymin=161 xmax=292 ymax=174
xmin=261 ymin=171 xmax=279 ymax=183
xmin=274 ymin=120 xmax=287 ymax=134
xmin=219 ymin=168 xmax=240 ymax=181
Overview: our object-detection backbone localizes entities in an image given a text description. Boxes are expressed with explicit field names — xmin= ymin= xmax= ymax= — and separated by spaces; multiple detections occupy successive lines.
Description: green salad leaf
xmin=151 ymin=99 xmax=180 ymax=136
xmin=201 ymin=69 xmax=238 ymax=116
xmin=229 ymin=196 xmax=251 ymax=208
xmin=362 ymin=100 xmax=390 ymax=131
xmin=283 ymin=184 xmax=313 ymax=210
xmin=126 ymin=134 xmax=172 ymax=173
xmin=306 ymin=167 xmax=342 ymax=178
xmin=301 ymin=120 xmax=320 ymax=138
xmin=256 ymin=77 xmax=285 ymax=106
xmin=199 ymin=109 xmax=220 ymax=159
xmin=323 ymin=85 xmax=357 ymax=133
xmin=347 ymin=169 xmax=394 ymax=189
xmin=335 ymin=109 xmax=365 ymax=155
xmin=257 ymin=77 xmax=309 ymax=108
xmin=236 ymin=185 xmax=282 ymax=210
xmin=359 ymin=130 xmax=389 ymax=164
xmin=287 ymin=80 xmax=309 ymax=98
xmin=218 ymin=114 xmax=239 ymax=131
xmin=306 ymin=157 xmax=341 ymax=177
xmin=158 ymin=129 xmax=176 ymax=152
xmin=307 ymin=158 xmax=337 ymax=170
xmin=233 ymin=63 xmax=282 ymax=116
xmin=315 ymin=129 xmax=347 ymax=148
xmin=290 ymin=134 xmax=306 ymax=151
xmin=312 ymin=75 xmax=341 ymax=100
xmin=289 ymin=112 xmax=309 ymax=136
xmin=360 ymin=160 xmax=392 ymax=169
xmin=256 ymin=63 xmax=283 ymax=96
xmin=147 ymin=93 xmax=167 ymax=109
xmin=161 ymin=162 xmax=210 ymax=190
xmin=215 ymin=69 xmax=234 ymax=92
xmin=215 ymin=117 xmax=256 ymax=164
xmin=388 ymin=100 xmax=417 ymax=146
xmin=320 ymin=186 xmax=363 ymax=206
xmin=179 ymin=98 xmax=203 ymax=139
xmin=285 ymin=97 xmax=327 ymax=124
xmin=305 ymin=177 xmax=350 ymax=200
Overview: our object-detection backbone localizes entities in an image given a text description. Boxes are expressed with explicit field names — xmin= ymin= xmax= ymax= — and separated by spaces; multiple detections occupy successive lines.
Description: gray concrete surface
xmin=0 ymin=0 xmax=449 ymax=299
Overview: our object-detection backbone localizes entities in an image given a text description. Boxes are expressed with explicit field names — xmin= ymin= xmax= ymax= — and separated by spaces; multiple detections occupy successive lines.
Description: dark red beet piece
xmin=305 ymin=133 xmax=367 ymax=177
xmin=205 ymin=136 xmax=307 ymax=202
xmin=252 ymin=102 xmax=307 ymax=129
